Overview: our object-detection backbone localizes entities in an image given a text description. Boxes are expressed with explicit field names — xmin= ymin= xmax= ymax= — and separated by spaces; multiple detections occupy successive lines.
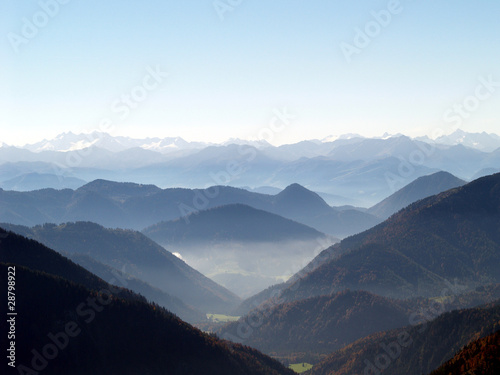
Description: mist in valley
xmin=166 ymin=238 xmax=337 ymax=298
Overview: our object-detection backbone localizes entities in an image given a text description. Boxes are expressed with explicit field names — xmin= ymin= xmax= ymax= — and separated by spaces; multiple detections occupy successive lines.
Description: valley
xmin=4 ymin=2 xmax=500 ymax=372
xmin=1 ymin=133 xmax=499 ymax=374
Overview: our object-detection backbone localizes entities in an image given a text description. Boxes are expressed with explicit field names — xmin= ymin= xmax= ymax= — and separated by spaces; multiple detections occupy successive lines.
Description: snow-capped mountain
xmin=17 ymin=129 xmax=500 ymax=155
xmin=140 ymin=137 xmax=209 ymax=153
xmin=320 ymin=133 xmax=364 ymax=143
xmin=2 ymin=129 xmax=500 ymax=206
xmin=22 ymin=132 xmax=209 ymax=154
xmin=427 ymin=129 xmax=500 ymax=152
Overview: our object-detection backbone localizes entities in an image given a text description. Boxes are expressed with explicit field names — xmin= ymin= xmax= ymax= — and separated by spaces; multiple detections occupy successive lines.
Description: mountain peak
xmin=282 ymin=182 xmax=308 ymax=192
xmin=434 ymin=129 xmax=500 ymax=152
xmin=369 ymin=171 xmax=466 ymax=219
xmin=275 ymin=183 xmax=332 ymax=215
xmin=279 ymin=183 xmax=322 ymax=200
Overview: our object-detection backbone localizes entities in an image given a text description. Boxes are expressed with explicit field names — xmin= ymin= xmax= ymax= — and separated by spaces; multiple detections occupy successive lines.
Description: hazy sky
xmin=2 ymin=0 xmax=500 ymax=146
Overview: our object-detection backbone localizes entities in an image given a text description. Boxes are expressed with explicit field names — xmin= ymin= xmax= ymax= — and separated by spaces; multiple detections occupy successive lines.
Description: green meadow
xmin=206 ymin=314 xmax=240 ymax=323
xmin=289 ymin=363 xmax=313 ymax=373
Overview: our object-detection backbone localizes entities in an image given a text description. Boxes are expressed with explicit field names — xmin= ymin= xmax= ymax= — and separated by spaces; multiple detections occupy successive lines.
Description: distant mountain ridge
xmin=2 ymin=130 xmax=500 ymax=206
xmin=9 ymin=129 xmax=500 ymax=153
xmin=430 ymin=129 xmax=500 ymax=152
xmin=0 ymin=180 xmax=380 ymax=238
xmin=20 ymin=131 xmax=209 ymax=154
xmin=1 ymin=172 xmax=86 ymax=191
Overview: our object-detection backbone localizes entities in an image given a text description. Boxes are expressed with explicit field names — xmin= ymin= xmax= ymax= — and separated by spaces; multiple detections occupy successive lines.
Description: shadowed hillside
xmin=309 ymin=301 xmax=500 ymax=375
xmin=219 ymin=290 xmax=411 ymax=358
xmin=0 ymin=222 xmax=240 ymax=314
xmin=430 ymin=331 xmax=500 ymax=375
xmin=368 ymin=171 xmax=466 ymax=219
xmin=143 ymin=203 xmax=327 ymax=245
xmin=278 ymin=173 xmax=500 ymax=302
xmin=0 ymin=262 xmax=293 ymax=375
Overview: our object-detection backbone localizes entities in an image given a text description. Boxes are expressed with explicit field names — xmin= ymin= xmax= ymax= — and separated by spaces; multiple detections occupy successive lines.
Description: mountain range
xmin=2 ymin=132 xmax=500 ymax=373
xmin=0 ymin=171 xmax=484 ymax=298
xmin=14 ymin=129 xmax=500 ymax=154
xmin=0 ymin=180 xmax=380 ymax=238
xmin=2 ymin=130 xmax=500 ymax=206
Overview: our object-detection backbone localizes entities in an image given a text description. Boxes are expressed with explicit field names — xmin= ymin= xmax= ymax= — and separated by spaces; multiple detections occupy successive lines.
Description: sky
xmin=1 ymin=0 xmax=500 ymax=146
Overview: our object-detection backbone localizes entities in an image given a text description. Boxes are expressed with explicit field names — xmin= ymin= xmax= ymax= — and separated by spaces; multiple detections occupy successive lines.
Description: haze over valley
xmin=2 ymin=1 xmax=500 ymax=373
xmin=2 ymin=135 xmax=500 ymax=373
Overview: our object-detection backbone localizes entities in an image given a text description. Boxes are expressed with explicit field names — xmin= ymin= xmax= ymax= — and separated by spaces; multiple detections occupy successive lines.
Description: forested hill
xmin=1 ymin=221 xmax=241 ymax=314
xmin=0 ymin=263 xmax=294 ymax=375
xmin=309 ymin=301 xmax=500 ymax=375
xmin=430 ymin=331 xmax=500 ymax=375
xmin=280 ymin=173 xmax=500 ymax=301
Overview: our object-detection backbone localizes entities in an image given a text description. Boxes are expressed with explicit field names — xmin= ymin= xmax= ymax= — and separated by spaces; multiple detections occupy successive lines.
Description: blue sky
xmin=1 ymin=0 xmax=500 ymax=146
